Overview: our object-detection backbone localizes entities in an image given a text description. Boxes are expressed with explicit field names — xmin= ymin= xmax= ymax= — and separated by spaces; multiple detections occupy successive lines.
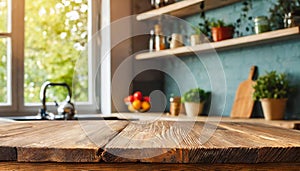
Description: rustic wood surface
xmin=1 ymin=162 xmax=300 ymax=171
xmin=231 ymin=66 xmax=257 ymax=118
xmin=0 ymin=121 xmax=128 ymax=162
xmin=114 ymin=113 xmax=300 ymax=129
xmin=102 ymin=121 xmax=300 ymax=163
xmin=0 ymin=120 xmax=299 ymax=164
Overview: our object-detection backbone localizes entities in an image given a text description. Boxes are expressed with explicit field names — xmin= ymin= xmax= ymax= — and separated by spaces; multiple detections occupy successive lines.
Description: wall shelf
xmin=136 ymin=0 xmax=241 ymax=21
xmin=135 ymin=27 xmax=300 ymax=60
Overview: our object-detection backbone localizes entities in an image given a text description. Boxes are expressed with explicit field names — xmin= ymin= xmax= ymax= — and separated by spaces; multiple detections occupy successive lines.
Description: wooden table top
xmin=0 ymin=119 xmax=299 ymax=164
xmin=112 ymin=113 xmax=300 ymax=129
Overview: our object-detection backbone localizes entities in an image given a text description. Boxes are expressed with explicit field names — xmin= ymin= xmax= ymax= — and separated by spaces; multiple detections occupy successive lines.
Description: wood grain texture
xmin=114 ymin=113 xmax=300 ymax=129
xmin=231 ymin=66 xmax=257 ymax=118
xmin=1 ymin=162 xmax=300 ymax=171
xmin=136 ymin=0 xmax=241 ymax=21
xmin=219 ymin=122 xmax=300 ymax=163
xmin=102 ymin=121 xmax=187 ymax=163
xmin=102 ymin=121 xmax=300 ymax=163
xmin=0 ymin=147 xmax=16 ymax=161
xmin=222 ymin=118 xmax=300 ymax=129
xmin=137 ymin=0 xmax=205 ymax=21
xmin=0 ymin=120 xmax=300 ymax=164
xmin=0 ymin=121 xmax=128 ymax=162
xmin=135 ymin=27 xmax=300 ymax=60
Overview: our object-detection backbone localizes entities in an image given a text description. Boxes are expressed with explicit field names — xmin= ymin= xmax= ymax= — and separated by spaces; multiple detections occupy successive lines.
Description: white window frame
xmin=0 ymin=0 xmax=111 ymax=116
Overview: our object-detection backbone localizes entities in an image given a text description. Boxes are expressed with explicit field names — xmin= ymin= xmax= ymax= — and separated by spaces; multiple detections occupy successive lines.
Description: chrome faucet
xmin=39 ymin=81 xmax=76 ymax=120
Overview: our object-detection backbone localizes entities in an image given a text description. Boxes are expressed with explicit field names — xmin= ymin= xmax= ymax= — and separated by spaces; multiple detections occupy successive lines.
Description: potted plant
xmin=253 ymin=71 xmax=292 ymax=120
xmin=210 ymin=19 xmax=235 ymax=42
xmin=181 ymin=88 xmax=210 ymax=117
xmin=269 ymin=0 xmax=300 ymax=30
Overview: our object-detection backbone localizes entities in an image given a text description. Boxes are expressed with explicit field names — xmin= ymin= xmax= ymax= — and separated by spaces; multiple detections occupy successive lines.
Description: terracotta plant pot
xmin=260 ymin=98 xmax=288 ymax=120
xmin=184 ymin=102 xmax=205 ymax=117
xmin=211 ymin=26 xmax=234 ymax=42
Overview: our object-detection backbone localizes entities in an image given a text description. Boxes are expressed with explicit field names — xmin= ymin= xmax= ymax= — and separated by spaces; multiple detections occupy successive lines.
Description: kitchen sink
xmin=1 ymin=114 xmax=138 ymax=121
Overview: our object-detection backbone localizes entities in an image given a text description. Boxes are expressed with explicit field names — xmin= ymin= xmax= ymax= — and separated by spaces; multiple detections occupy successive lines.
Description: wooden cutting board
xmin=231 ymin=66 xmax=257 ymax=118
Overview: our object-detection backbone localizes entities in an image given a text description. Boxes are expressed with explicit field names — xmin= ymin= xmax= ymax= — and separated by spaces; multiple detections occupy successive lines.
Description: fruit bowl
xmin=124 ymin=91 xmax=151 ymax=113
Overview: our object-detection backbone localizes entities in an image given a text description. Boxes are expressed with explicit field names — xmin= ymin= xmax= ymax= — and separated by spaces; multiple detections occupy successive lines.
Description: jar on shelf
xmin=169 ymin=96 xmax=181 ymax=116
xmin=154 ymin=24 xmax=166 ymax=51
xmin=254 ymin=16 xmax=270 ymax=34
xmin=151 ymin=0 xmax=164 ymax=9
xmin=284 ymin=8 xmax=300 ymax=28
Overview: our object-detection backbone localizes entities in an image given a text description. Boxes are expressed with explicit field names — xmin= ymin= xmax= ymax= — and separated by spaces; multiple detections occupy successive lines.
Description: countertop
xmin=111 ymin=113 xmax=300 ymax=129
xmin=0 ymin=114 xmax=300 ymax=165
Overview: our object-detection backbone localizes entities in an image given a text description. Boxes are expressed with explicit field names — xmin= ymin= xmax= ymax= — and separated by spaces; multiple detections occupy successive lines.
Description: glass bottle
xmin=154 ymin=24 xmax=166 ymax=51
xmin=149 ymin=30 xmax=155 ymax=52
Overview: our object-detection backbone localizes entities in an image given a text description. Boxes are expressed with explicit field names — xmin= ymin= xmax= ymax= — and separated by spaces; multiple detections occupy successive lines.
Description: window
xmin=24 ymin=0 xmax=89 ymax=104
xmin=0 ymin=38 xmax=11 ymax=105
xmin=0 ymin=0 xmax=11 ymax=106
xmin=0 ymin=0 xmax=106 ymax=115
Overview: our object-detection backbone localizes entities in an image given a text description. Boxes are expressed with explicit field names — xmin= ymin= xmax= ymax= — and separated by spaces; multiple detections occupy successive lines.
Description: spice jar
xmin=154 ymin=24 xmax=166 ymax=51
xmin=169 ymin=96 xmax=181 ymax=116
xmin=254 ymin=16 xmax=270 ymax=34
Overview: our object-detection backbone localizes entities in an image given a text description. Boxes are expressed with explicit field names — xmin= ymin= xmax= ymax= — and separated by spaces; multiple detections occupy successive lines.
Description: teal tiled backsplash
xmin=163 ymin=0 xmax=300 ymax=119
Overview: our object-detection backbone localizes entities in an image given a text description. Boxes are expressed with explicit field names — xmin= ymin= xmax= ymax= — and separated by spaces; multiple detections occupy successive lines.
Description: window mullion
xmin=12 ymin=0 xmax=25 ymax=115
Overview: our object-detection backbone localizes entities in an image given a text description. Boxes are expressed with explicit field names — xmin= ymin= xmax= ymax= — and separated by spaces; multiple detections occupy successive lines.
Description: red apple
xmin=133 ymin=91 xmax=143 ymax=101
xmin=143 ymin=96 xmax=150 ymax=102
xmin=124 ymin=95 xmax=134 ymax=103
xmin=128 ymin=95 xmax=134 ymax=102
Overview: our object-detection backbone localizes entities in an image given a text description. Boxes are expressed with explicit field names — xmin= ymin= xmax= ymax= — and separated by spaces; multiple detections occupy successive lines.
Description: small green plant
xmin=181 ymin=88 xmax=210 ymax=103
xmin=192 ymin=18 xmax=211 ymax=36
xmin=210 ymin=19 xmax=225 ymax=27
xmin=209 ymin=19 xmax=234 ymax=28
xmin=253 ymin=71 xmax=292 ymax=100
xmin=192 ymin=25 xmax=202 ymax=35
